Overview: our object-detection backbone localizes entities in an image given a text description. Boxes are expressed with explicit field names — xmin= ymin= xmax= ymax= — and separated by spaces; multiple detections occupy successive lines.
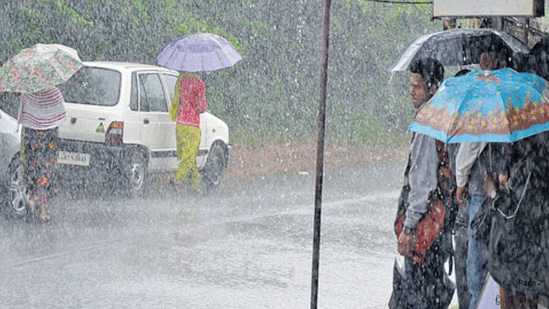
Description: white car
xmin=0 ymin=107 xmax=27 ymax=218
xmin=56 ymin=61 xmax=230 ymax=196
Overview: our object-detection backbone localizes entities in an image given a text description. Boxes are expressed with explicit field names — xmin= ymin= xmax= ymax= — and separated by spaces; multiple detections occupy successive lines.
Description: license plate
xmin=58 ymin=151 xmax=90 ymax=166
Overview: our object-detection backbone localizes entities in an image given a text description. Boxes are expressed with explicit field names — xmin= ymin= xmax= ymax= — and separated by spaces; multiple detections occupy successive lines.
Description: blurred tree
xmin=0 ymin=0 xmax=439 ymax=145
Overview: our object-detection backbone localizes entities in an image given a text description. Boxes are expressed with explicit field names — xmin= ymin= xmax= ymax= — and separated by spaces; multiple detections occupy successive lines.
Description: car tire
xmin=201 ymin=143 xmax=227 ymax=192
xmin=124 ymin=153 xmax=146 ymax=198
xmin=4 ymin=158 xmax=28 ymax=219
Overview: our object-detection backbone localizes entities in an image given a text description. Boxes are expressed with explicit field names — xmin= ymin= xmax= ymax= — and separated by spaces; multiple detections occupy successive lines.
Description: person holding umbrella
xmin=391 ymin=57 xmax=453 ymax=309
xmin=169 ymin=72 xmax=208 ymax=190
xmin=483 ymin=132 xmax=549 ymax=308
xmin=0 ymin=43 xmax=82 ymax=222
xmin=454 ymin=51 xmax=512 ymax=309
xmin=451 ymin=69 xmax=473 ymax=309
xmin=157 ymin=33 xmax=242 ymax=191
xmin=19 ymin=87 xmax=66 ymax=222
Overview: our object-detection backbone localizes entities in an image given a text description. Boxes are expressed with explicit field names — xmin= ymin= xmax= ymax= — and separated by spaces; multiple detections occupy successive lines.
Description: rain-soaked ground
xmin=0 ymin=157 xmax=407 ymax=308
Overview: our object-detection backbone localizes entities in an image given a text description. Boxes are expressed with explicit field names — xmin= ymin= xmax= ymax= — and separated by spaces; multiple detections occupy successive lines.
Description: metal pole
xmin=523 ymin=17 xmax=530 ymax=46
xmin=310 ymin=0 xmax=331 ymax=308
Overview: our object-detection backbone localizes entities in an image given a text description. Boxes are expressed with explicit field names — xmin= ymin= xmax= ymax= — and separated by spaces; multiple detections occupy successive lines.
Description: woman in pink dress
xmin=169 ymin=72 xmax=208 ymax=191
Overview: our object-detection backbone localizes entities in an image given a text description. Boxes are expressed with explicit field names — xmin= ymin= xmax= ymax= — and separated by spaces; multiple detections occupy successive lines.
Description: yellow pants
xmin=175 ymin=124 xmax=201 ymax=189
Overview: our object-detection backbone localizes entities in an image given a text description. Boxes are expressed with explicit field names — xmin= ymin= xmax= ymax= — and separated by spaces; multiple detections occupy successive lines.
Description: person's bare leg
xmin=28 ymin=199 xmax=36 ymax=219
xmin=39 ymin=205 xmax=48 ymax=221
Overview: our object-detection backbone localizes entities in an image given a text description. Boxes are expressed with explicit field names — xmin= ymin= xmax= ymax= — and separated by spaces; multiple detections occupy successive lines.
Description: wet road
xmin=0 ymin=157 xmax=405 ymax=309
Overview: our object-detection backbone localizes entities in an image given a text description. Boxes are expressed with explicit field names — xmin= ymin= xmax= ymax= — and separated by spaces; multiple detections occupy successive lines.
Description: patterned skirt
xmin=21 ymin=127 xmax=59 ymax=207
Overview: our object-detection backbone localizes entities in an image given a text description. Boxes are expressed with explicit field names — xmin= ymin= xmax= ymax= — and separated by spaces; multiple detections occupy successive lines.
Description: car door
xmin=0 ymin=108 xmax=20 ymax=175
xmin=136 ymin=71 xmax=176 ymax=171
xmin=161 ymin=73 xmax=181 ymax=171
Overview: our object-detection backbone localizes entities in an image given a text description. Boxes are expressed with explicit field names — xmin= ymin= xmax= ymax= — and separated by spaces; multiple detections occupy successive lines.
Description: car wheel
xmin=4 ymin=159 xmax=28 ymax=219
xmin=124 ymin=153 xmax=146 ymax=198
xmin=201 ymin=143 xmax=227 ymax=192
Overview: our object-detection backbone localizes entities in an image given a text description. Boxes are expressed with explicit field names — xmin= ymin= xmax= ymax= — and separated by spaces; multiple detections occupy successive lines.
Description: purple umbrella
xmin=157 ymin=33 xmax=242 ymax=72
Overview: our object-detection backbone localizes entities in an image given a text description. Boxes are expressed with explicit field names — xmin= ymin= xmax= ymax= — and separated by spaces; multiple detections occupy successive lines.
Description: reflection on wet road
xmin=0 ymin=158 xmax=405 ymax=308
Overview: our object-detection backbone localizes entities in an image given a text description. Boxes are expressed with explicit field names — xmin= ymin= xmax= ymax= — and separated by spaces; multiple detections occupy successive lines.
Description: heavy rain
xmin=0 ymin=1 xmax=549 ymax=309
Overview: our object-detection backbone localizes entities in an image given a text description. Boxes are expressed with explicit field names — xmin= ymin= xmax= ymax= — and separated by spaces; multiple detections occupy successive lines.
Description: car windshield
xmin=59 ymin=67 xmax=121 ymax=106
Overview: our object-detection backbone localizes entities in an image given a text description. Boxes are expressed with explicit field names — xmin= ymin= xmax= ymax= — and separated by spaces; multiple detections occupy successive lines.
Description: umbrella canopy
xmin=527 ymin=36 xmax=549 ymax=80
xmin=390 ymin=28 xmax=530 ymax=72
xmin=157 ymin=33 xmax=242 ymax=72
xmin=0 ymin=43 xmax=83 ymax=93
xmin=409 ymin=68 xmax=549 ymax=143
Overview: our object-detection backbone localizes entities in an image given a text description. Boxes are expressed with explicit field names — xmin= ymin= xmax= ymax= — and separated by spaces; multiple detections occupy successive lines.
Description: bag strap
xmin=435 ymin=140 xmax=449 ymax=167
xmin=435 ymin=140 xmax=455 ymax=195
xmin=494 ymin=171 xmax=532 ymax=219
xmin=435 ymin=140 xmax=458 ymax=275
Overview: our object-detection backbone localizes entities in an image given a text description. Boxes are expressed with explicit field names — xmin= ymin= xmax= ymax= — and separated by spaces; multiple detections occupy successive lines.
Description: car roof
xmin=83 ymin=61 xmax=178 ymax=74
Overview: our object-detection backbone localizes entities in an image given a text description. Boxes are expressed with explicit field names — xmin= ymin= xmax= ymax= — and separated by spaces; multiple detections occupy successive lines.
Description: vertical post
xmin=310 ymin=0 xmax=331 ymax=308
xmin=523 ymin=17 xmax=530 ymax=46
xmin=492 ymin=17 xmax=503 ymax=31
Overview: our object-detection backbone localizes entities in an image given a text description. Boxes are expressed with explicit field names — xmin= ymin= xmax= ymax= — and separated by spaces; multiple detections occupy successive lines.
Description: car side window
xmin=137 ymin=73 xmax=167 ymax=113
xmin=164 ymin=74 xmax=178 ymax=103
xmin=59 ymin=67 xmax=121 ymax=107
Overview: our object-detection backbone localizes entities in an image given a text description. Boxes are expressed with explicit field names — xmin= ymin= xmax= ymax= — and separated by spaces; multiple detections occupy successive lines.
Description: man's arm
xmin=455 ymin=142 xmax=487 ymax=187
xmin=398 ymin=133 xmax=439 ymax=255
xmin=455 ymin=142 xmax=487 ymax=204
xmin=403 ymin=133 xmax=440 ymax=229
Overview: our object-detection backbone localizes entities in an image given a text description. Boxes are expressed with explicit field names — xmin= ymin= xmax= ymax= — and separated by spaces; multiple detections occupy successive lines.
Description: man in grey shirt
xmin=394 ymin=57 xmax=451 ymax=309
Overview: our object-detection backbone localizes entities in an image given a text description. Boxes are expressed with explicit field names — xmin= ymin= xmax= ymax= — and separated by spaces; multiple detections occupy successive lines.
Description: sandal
xmin=38 ymin=214 xmax=50 ymax=223
xmin=26 ymin=200 xmax=38 ymax=222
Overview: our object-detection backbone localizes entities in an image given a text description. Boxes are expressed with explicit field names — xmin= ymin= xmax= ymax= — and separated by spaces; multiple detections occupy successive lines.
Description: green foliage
xmin=55 ymin=0 xmax=94 ymax=26
xmin=350 ymin=0 xmax=431 ymax=17
xmin=0 ymin=0 xmax=441 ymax=147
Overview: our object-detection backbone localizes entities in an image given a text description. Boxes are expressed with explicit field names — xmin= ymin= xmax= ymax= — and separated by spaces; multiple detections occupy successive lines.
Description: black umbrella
xmin=390 ymin=28 xmax=530 ymax=72
xmin=527 ymin=36 xmax=549 ymax=79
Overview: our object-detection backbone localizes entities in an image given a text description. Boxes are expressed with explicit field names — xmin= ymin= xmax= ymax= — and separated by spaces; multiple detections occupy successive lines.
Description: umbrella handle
xmin=489 ymin=143 xmax=492 ymax=172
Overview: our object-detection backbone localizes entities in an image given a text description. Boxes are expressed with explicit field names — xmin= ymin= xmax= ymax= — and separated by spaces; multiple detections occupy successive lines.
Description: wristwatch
xmin=489 ymin=190 xmax=497 ymax=199
xmin=403 ymin=226 xmax=415 ymax=235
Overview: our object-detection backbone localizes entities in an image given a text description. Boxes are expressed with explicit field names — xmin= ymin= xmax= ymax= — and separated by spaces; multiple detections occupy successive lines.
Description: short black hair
xmin=511 ymin=52 xmax=528 ymax=72
xmin=409 ymin=58 xmax=444 ymax=89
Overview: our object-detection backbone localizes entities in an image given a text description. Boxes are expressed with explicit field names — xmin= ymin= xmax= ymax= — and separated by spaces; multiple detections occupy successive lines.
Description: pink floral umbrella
xmin=0 ymin=43 xmax=83 ymax=93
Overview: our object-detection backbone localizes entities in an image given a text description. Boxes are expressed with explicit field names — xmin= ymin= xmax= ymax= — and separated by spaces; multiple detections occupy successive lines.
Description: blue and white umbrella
xmin=409 ymin=68 xmax=549 ymax=143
